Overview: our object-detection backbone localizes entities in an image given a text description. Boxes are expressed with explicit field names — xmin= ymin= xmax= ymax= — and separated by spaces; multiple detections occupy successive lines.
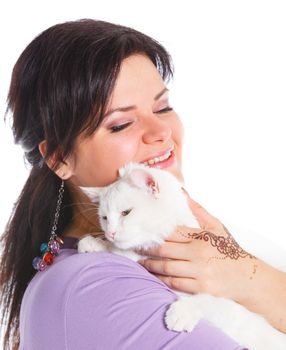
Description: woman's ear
xmin=38 ymin=140 xmax=75 ymax=180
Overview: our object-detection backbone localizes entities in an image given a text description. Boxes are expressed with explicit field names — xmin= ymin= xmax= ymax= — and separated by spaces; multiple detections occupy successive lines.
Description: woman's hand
xmin=137 ymin=190 xmax=260 ymax=303
xmin=137 ymin=190 xmax=286 ymax=334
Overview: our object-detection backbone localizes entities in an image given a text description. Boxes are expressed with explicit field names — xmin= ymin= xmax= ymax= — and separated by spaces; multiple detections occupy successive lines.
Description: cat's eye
xmin=102 ymin=215 xmax=107 ymax=220
xmin=121 ymin=209 xmax=132 ymax=216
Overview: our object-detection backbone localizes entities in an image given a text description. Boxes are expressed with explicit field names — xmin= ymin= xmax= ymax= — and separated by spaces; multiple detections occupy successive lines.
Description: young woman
xmin=1 ymin=19 xmax=285 ymax=350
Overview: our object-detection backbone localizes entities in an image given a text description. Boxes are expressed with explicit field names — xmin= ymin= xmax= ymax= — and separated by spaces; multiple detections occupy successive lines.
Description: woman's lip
xmin=143 ymin=150 xmax=175 ymax=169
xmin=140 ymin=146 xmax=174 ymax=164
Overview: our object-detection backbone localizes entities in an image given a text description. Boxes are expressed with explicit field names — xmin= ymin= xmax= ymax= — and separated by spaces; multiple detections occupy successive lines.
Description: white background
xmin=0 ymin=0 xmax=285 ymax=248
xmin=0 ymin=0 xmax=286 ymax=346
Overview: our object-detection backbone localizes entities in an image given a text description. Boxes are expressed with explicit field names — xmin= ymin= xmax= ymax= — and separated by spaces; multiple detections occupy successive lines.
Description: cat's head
xmin=79 ymin=162 xmax=175 ymax=249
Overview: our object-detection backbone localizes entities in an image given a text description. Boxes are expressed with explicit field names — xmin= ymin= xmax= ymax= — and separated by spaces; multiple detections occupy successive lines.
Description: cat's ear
xmin=79 ymin=186 xmax=101 ymax=202
xmin=120 ymin=163 xmax=160 ymax=198
xmin=118 ymin=162 xmax=138 ymax=178
xmin=145 ymin=175 xmax=160 ymax=198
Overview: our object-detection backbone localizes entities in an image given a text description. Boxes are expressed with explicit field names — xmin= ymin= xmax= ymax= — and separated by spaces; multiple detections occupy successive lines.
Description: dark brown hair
xmin=0 ymin=19 xmax=173 ymax=349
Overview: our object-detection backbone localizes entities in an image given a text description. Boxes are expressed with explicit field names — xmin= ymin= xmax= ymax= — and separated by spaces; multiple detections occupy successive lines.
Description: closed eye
xmin=110 ymin=122 xmax=133 ymax=133
xmin=155 ymin=107 xmax=173 ymax=114
xmin=122 ymin=208 xmax=132 ymax=216
xmin=109 ymin=107 xmax=173 ymax=133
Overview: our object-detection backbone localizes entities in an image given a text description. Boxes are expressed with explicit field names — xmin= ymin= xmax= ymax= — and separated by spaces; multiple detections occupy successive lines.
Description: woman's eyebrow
xmin=104 ymin=87 xmax=169 ymax=118
xmin=154 ymin=87 xmax=169 ymax=101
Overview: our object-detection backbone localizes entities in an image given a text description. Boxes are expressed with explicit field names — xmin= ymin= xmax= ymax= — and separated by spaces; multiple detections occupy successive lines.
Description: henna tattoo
xmin=250 ymin=264 xmax=259 ymax=280
xmin=179 ymin=224 xmax=256 ymax=261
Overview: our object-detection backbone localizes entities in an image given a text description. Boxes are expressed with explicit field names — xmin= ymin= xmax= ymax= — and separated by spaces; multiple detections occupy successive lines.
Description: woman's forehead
xmin=112 ymin=55 xmax=164 ymax=94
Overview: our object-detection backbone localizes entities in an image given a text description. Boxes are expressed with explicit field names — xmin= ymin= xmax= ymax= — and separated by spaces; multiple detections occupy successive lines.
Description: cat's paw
xmin=165 ymin=297 xmax=203 ymax=332
xmin=78 ymin=235 xmax=107 ymax=253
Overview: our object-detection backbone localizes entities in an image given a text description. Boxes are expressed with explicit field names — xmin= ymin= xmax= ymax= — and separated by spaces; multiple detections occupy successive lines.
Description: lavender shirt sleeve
xmin=20 ymin=250 xmax=247 ymax=350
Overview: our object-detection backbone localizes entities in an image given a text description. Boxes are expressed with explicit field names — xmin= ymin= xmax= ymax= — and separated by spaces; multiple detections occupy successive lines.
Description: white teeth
xmin=143 ymin=150 xmax=172 ymax=166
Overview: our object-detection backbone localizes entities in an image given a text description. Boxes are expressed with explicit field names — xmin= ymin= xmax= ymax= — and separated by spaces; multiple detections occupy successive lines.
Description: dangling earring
xmin=32 ymin=180 xmax=65 ymax=271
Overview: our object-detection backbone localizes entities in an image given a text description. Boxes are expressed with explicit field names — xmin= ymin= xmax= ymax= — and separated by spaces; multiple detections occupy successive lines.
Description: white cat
xmin=78 ymin=162 xmax=286 ymax=350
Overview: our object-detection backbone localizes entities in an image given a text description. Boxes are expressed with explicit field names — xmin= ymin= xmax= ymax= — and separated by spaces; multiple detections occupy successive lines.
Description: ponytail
xmin=0 ymin=165 xmax=72 ymax=349
xmin=0 ymin=18 xmax=174 ymax=350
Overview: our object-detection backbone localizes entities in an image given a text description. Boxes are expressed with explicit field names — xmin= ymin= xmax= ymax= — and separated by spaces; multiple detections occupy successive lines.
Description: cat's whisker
xmin=70 ymin=208 xmax=99 ymax=221
xmin=64 ymin=201 xmax=99 ymax=208
xmin=69 ymin=210 xmax=100 ymax=230
xmin=79 ymin=209 xmax=100 ymax=217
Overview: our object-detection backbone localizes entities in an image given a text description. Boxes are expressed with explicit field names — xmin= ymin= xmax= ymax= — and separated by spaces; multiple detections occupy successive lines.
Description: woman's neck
xmin=62 ymin=182 xmax=103 ymax=239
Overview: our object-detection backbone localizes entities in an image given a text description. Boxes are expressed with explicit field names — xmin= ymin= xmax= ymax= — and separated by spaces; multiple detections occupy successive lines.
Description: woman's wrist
xmin=239 ymin=257 xmax=286 ymax=333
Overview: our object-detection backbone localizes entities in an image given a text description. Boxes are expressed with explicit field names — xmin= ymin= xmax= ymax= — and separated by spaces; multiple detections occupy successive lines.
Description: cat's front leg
xmin=165 ymin=293 xmax=286 ymax=350
xmin=78 ymin=234 xmax=110 ymax=253
xmin=165 ymin=295 xmax=205 ymax=332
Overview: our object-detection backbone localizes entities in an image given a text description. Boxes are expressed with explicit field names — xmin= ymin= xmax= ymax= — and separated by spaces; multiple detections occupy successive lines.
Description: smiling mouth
xmin=141 ymin=146 xmax=174 ymax=166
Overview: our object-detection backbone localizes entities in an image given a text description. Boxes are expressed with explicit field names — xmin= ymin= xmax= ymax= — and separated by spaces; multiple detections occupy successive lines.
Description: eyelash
xmin=156 ymin=106 xmax=173 ymax=114
xmin=109 ymin=107 xmax=173 ymax=133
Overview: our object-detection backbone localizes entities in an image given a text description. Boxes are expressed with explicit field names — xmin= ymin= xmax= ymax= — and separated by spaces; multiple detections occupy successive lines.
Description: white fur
xmin=78 ymin=162 xmax=286 ymax=349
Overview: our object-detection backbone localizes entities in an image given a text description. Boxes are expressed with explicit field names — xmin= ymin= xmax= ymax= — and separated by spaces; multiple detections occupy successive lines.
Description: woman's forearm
xmin=240 ymin=258 xmax=286 ymax=333
xmin=138 ymin=191 xmax=286 ymax=334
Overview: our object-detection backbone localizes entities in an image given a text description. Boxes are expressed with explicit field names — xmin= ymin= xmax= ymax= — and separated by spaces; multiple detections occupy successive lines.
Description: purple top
xmin=20 ymin=238 xmax=246 ymax=349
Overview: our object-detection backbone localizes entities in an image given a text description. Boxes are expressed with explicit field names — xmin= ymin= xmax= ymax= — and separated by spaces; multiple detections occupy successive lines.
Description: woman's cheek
xmin=171 ymin=115 xmax=184 ymax=153
xmin=104 ymin=134 xmax=139 ymax=167
xmin=175 ymin=113 xmax=185 ymax=139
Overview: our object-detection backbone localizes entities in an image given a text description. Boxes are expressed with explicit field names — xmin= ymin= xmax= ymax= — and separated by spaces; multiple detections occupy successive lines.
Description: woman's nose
xmin=142 ymin=115 xmax=172 ymax=144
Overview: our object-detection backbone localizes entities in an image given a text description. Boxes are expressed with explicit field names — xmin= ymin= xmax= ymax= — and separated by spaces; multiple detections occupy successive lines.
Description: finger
xmin=154 ymin=274 xmax=201 ymax=294
xmin=181 ymin=187 xmax=221 ymax=229
xmin=136 ymin=241 xmax=194 ymax=259
xmin=138 ymin=258 xmax=195 ymax=278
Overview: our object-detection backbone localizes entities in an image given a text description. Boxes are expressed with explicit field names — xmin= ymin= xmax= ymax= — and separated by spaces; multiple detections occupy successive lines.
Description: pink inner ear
xmin=128 ymin=168 xmax=159 ymax=196
xmin=147 ymin=177 xmax=160 ymax=196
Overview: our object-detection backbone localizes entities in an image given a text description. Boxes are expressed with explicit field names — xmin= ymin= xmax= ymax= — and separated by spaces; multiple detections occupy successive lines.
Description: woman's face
xmin=68 ymin=54 xmax=185 ymax=188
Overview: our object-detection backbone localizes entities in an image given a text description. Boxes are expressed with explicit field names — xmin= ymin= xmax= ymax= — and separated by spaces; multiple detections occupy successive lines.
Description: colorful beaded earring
xmin=32 ymin=180 xmax=65 ymax=271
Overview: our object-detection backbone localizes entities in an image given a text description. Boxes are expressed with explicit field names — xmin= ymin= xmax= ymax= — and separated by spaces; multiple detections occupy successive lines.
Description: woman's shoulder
xmin=55 ymin=249 xmax=156 ymax=279
xmin=21 ymin=250 xmax=245 ymax=350
xmin=29 ymin=249 xmax=170 ymax=296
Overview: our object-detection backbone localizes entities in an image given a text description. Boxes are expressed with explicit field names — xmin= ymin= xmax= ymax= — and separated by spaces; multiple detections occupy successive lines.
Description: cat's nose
xmin=106 ymin=231 xmax=116 ymax=240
